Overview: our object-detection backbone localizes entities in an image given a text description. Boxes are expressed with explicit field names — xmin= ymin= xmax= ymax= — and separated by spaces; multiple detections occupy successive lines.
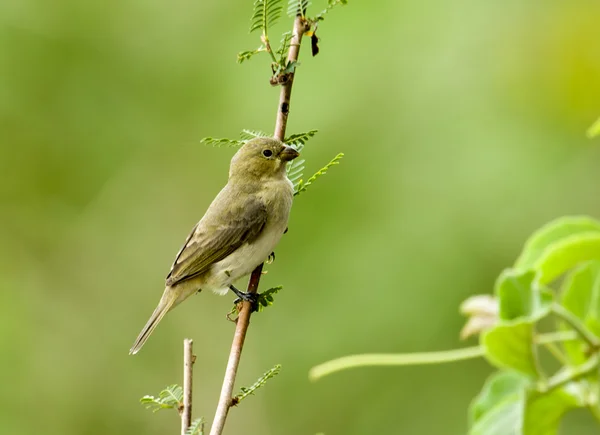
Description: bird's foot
xmin=230 ymin=285 xmax=259 ymax=312
xmin=266 ymin=251 xmax=275 ymax=264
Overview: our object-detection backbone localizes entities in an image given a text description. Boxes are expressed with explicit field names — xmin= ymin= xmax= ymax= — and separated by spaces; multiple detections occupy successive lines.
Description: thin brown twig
xmin=182 ymin=338 xmax=194 ymax=435
xmin=209 ymin=14 xmax=309 ymax=435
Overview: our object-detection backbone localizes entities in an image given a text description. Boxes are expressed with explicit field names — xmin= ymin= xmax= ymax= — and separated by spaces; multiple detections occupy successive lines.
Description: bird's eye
xmin=262 ymin=149 xmax=273 ymax=158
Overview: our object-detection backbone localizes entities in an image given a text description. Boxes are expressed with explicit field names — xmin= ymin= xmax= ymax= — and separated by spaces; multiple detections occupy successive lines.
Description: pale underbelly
xmin=203 ymin=224 xmax=286 ymax=294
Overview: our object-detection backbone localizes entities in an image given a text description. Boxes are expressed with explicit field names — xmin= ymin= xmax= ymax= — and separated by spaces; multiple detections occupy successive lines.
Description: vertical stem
xmin=274 ymin=16 xmax=309 ymax=140
xmin=209 ymin=14 xmax=309 ymax=435
xmin=210 ymin=265 xmax=262 ymax=435
xmin=182 ymin=338 xmax=194 ymax=435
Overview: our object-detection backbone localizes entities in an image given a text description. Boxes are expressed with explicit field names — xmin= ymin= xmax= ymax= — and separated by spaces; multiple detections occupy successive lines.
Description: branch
xmin=274 ymin=16 xmax=309 ymax=141
xmin=551 ymin=303 xmax=600 ymax=349
xmin=210 ymin=264 xmax=262 ymax=435
xmin=308 ymin=330 xmax=580 ymax=382
xmin=209 ymin=14 xmax=310 ymax=435
xmin=181 ymin=339 xmax=194 ymax=435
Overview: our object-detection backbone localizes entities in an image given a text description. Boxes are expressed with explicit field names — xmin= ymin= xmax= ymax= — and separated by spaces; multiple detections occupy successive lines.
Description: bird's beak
xmin=279 ymin=146 xmax=300 ymax=162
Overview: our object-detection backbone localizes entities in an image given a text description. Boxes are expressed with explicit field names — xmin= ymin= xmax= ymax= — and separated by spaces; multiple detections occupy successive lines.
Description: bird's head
xmin=229 ymin=137 xmax=300 ymax=180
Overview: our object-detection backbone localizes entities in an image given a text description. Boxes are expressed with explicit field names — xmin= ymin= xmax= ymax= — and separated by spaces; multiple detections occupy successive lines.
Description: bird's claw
xmin=230 ymin=285 xmax=259 ymax=312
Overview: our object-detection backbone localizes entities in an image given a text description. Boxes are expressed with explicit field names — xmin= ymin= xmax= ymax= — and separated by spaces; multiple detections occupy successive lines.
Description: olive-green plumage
xmin=129 ymin=137 xmax=299 ymax=354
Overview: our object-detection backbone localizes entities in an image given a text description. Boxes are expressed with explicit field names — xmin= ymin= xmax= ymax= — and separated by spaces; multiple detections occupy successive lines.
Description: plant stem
xmin=274 ymin=16 xmax=309 ymax=140
xmin=309 ymin=330 xmax=581 ymax=382
xmin=210 ymin=264 xmax=262 ymax=435
xmin=542 ymin=353 xmax=600 ymax=393
xmin=182 ymin=339 xmax=194 ymax=435
xmin=309 ymin=347 xmax=485 ymax=382
xmin=552 ymin=303 xmax=600 ymax=349
xmin=542 ymin=341 xmax=569 ymax=366
xmin=210 ymin=14 xmax=309 ymax=435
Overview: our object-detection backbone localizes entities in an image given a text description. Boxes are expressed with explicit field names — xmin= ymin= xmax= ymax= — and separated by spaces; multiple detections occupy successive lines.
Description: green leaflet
xmin=561 ymin=260 xmax=600 ymax=364
xmin=482 ymin=322 xmax=540 ymax=377
xmin=514 ymin=216 xmax=600 ymax=277
xmin=469 ymin=371 xmax=585 ymax=435
xmin=481 ymin=270 xmax=552 ymax=377
xmin=250 ymin=0 xmax=283 ymax=35
xmin=495 ymin=269 xmax=552 ymax=321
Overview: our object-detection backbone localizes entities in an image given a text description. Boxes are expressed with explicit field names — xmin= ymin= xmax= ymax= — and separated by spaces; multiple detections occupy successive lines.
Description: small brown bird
xmin=129 ymin=137 xmax=299 ymax=354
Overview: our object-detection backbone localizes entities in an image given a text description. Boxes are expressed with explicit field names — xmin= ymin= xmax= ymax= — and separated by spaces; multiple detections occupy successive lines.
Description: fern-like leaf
xmin=286 ymin=158 xmax=306 ymax=191
xmin=238 ymin=46 xmax=266 ymax=63
xmin=295 ymin=152 xmax=343 ymax=196
xmin=276 ymin=31 xmax=293 ymax=65
xmin=186 ymin=418 xmax=205 ymax=435
xmin=200 ymin=137 xmax=244 ymax=147
xmin=314 ymin=0 xmax=347 ymax=21
xmin=240 ymin=129 xmax=270 ymax=140
xmin=284 ymin=129 xmax=318 ymax=151
xmin=250 ymin=0 xmax=283 ymax=35
xmin=257 ymin=286 xmax=283 ymax=311
xmin=287 ymin=0 xmax=311 ymax=17
xmin=233 ymin=365 xmax=282 ymax=405
xmin=140 ymin=384 xmax=183 ymax=413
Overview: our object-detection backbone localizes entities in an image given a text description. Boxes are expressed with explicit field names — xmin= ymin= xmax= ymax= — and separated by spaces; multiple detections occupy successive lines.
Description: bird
xmin=129 ymin=137 xmax=299 ymax=354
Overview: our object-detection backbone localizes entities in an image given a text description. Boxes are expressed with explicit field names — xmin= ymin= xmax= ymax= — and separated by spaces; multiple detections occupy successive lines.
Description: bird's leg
xmin=229 ymin=285 xmax=259 ymax=312
xmin=267 ymin=251 xmax=275 ymax=264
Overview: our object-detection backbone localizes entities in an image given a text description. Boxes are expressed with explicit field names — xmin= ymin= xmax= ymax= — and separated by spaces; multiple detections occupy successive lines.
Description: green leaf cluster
xmin=312 ymin=0 xmax=348 ymax=22
xmin=238 ymin=0 xmax=347 ymax=79
xmin=257 ymin=286 xmax=283 ymax=311
xmin=202 ymin=128 xmax=343 ymax=197
xmin=287 ymin=0 xmax=311 ymax=18
xmin=140 ymin=384 xmax=183 ymax=412
xmin=472 ymin=216 xmax=600 ymax=434
xmin=250 ymin=0 xmax=282 ymax=34
xmin=234 ymin=364 xmax=282 ymax=404
xmin=186 ymin=418 xmax=205 ymax=435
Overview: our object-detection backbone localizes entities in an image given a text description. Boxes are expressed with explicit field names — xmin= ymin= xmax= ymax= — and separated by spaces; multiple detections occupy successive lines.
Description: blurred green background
xmin=1 ymin=0 xmax=600 ymax=433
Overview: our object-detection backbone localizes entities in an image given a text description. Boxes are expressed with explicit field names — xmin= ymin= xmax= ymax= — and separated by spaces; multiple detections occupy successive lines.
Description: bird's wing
xmin=165 ymin=196 xmax=268 ymax=287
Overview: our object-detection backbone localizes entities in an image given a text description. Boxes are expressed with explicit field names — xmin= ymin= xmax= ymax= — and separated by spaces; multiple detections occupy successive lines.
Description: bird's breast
xmin=205 ymin=177 xmax=293 ymax=294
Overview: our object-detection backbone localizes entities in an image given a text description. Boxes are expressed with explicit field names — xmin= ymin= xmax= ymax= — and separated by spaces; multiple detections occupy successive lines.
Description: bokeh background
xmin=2 ymin=0 xmax=600 ymax=433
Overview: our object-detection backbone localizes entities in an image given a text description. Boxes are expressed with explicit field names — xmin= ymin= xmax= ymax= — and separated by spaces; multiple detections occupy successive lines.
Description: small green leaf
xmin=250 ymin=0 xmax=283 ymax=34
xmin=470 ymin=371 xmax=585 ymax=435
xmin=140 ymin=384 xmax=183 ymax=412
xmin=237 ymin=46 xmax=266 ymax=63
xmin=276 ymin=31 xmax=293 ymax=64
xmin=561 ymin=260 xmax=600 ymax=364
xmin=240 ymin=129 xmax=269 ymax=140
xmin=186 ymin=418 xmax=205 ymax=435
xmin=234 ymin=364 xmax=281 ymax=404
xmin=535 ymin=234 xmax=600 ymax=284
xmin=313 ymin=0 xmax=347 ymax=21
xmin=200 ymin=137 xmax=244 ymax=147
xmin=524 ymin=384 xmax=585 ymax=435
xmin=587 ymin=117 xmax=600 ymax=138
xmin=257 ymin=286 xmax=283 ymax=311
xmin=294 ymin=153 xmax=343 ymax=197
xmin=469 ymin=371 xmax=527 ymax=435
xmin=515 ymin=216 xmax=600 ymax=272
xmin=284 ymin=130 xmax=318 ymax=149
xmin=287 ymin=0 xmax=311 ymax=17
xmin=495 ymin=269 xmax=552 ymax=322
xmin=482 ymin=322 xmax=540 ymax=377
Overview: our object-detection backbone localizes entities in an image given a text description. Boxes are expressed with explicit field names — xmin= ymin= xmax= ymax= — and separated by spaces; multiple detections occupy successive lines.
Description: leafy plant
xmin=311 ymin=215 xmax=600 ymax=434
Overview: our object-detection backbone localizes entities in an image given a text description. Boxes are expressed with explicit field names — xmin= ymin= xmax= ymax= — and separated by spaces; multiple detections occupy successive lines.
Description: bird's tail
xmin=129 ymin=287 xmax=178 ymax=355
